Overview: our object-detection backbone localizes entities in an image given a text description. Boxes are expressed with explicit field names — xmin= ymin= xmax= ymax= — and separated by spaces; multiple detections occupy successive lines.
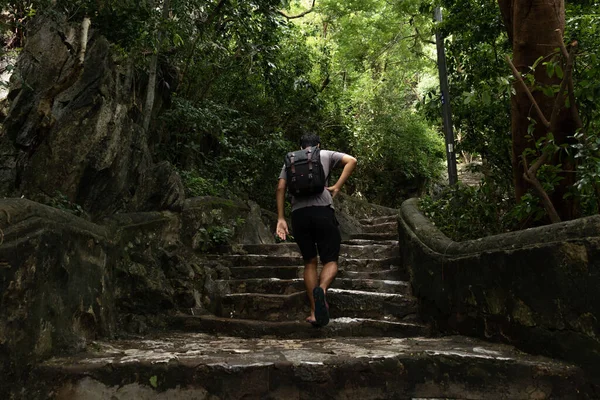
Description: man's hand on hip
xmin=327 ymin=186 xmax=340 ymax=198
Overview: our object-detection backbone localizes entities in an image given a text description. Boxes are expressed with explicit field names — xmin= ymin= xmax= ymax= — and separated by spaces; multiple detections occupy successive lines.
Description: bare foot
xmin=305 ymin=314 xmax=317 ymax=325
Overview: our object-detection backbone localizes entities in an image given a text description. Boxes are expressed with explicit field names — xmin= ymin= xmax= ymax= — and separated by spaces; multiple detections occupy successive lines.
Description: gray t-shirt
xmin=279 ymin=149 xmax=346 ymax=212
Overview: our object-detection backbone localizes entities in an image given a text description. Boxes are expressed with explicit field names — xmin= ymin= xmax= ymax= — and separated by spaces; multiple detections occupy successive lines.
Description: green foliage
xmin=564 ymin=4 xmax=600 ymax=216
xmin=45 ymin=191 xmax=86 ymax=218
xmin=179 ymin=170 xmax=232 ymax=198
xmin=419 ymin=0 xmax=513 ymax=181
xmin=160 ymin=98 xmax=293 ymax=207
xmin=11 ymin=0 xmax=600 ymax=225
xmin=196 ymin=225 xmax=234 ymax=251
xmin=353 ymin=110 xmax=445 ymax=207
xmin=195 ymin=211 xmax=245 ymax=252
xmin=572 ymin=129 xmax=600 ymax=215
xmin=149 ymin=375 xmax=158 ymax=389
xmin=287 ymin=0 xmax=445 ymax=204
xmin=419 ymin=0 xmax=600 ymax=233
xmin=420 ymin=180 xmax=516 ymax=241
xmin=4 ymin=0 xmax=451 ymax=211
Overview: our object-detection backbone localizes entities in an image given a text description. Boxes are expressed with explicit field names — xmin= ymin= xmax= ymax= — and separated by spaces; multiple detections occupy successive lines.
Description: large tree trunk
xmin=498 ymin=0 xmax=577 ymax=220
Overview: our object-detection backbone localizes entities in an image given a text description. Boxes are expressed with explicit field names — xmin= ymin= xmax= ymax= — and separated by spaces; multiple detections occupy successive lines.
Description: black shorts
xmin=291 ymin=206 xmax=341 ymax=264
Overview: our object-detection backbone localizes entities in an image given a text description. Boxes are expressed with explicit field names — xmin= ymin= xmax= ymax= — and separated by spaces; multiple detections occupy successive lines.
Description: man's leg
xmin=319 ymin=261 xmax=338 ymax=291
xmin=313 ymin=207 xmax=341 ymax=326
xmin=291 ymin=208 xmax=320 ymax=324
xmin=303 ymin=257 xmax=319 ymax=322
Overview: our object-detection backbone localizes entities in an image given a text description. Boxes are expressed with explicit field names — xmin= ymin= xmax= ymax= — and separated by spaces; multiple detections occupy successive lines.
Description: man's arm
xmin=328 ymin=154 xmax=357 ymax=198
xmin=276 ymin=178 xmax=289 ymax=240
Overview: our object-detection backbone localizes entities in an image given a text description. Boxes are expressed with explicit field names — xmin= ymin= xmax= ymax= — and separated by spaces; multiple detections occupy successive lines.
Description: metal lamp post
xmin=434 ymin=7 xmax=458 ymax=185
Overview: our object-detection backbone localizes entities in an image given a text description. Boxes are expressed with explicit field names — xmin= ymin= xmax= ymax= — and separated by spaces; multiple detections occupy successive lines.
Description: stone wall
xmin=399 ymin=198 xmax=600 ymax=380
xmin=0 ymin=197 xmax=274 ymax=394
xmin=0 ymin=199 xmax=118 ymax=391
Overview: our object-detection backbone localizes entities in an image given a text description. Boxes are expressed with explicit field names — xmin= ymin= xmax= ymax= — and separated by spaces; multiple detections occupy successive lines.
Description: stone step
xmin=342 ymin=238 xmax=398 ymax=246
xmin=29 ymin=333 xmax=593 ymax=399
xmin=219 ymin=254 xmax=402 ymax=269
xmin=350 ymin=232 xmax=397 ymax=241
xmin=339 ymin=243 xmax=399 ymax=259
xmin=229 ymin=266 xmax=302 ymax=279
xmin=359 ymin=214 xmax=398 ymax=225
xmin=172 ymin=315 xmax=430 ymax=338
xmin=217 ymin=289 xmax=418 ymax=322
xmin=218 ymin=278 xmax=411 ymax=295
xmin=228 ymin=265 xmax=407 ymax=280
xmin=215 ymin=244 xmax=399 ymax=262
xmin=213 ymin=254 xmax=303 ymax=266
xmin=361 ymin=221 xmax=398 ymax=234
xmin=342 ymin=257 xmax=403 ymax=271
xmin=341 ymin=268 xmax=406 ymax=280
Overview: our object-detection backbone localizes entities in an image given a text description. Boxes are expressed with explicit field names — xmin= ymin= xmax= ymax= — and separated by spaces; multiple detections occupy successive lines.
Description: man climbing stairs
xmin=26 ymin=215 xmax=592 ymax=399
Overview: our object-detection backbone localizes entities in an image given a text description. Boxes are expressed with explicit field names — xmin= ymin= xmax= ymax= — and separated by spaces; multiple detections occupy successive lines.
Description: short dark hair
xmin=300 ymin=133 xmax=320 ymax=148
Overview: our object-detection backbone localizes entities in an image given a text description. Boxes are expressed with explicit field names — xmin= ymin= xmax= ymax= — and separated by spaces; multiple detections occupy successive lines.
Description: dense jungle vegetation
xmin=0 ymin=0 xmax=599 ymax=240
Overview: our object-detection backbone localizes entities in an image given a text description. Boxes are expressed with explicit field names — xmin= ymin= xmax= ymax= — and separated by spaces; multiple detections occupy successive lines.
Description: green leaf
xmin=545 ymin=62 xmax=555 ymax=78
xmin=532 ymin=55 xmax=545 ymax=70
xmin=555 ymin=64 xmax=564 ymax=79
xmin=481 ymin=91 xmax=491 ymax=105
xmin=173 ymin=33 xmax=184 ymax=47
xmin=150 ymin=376 xmax=158 ymax=388
xmin=541 ymin=86 xmax=555 ymax=97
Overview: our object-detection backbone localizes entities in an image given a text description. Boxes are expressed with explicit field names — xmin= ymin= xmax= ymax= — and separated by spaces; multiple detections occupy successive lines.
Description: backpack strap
xmin=307 ymin=148 xmax=313 ymax=179
xmin=290 ymin=153 xmax=296 ymax=183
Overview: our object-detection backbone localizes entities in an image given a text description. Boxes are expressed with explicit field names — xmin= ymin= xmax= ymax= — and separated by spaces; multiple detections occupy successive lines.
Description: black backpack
xmin=284 ymin=146 xmax=326 ymax=197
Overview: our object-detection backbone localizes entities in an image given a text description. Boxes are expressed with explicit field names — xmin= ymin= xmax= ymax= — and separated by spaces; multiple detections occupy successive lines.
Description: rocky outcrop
xmin=0 ymin=16 xmax=183 ymax=219
xmin=399 ymin=197 xmax=600 ymax=384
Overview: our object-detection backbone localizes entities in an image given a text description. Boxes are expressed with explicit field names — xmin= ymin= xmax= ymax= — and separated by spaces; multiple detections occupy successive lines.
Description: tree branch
xmin=182 ymin=0 xmax=229 ymax=88
xmin=506 ymin=55 xmax=551 ymax=128
xmin=521 ymin=154 xmax=561 ymax=223
xmin=278 ymin=0 xmax=316 ymax=19
xmin=555 ymin=29 xmax=583 ymax=130
xmin=206 ymin=0 xmax=228 ymax=26
xmin=549 ymin=40 xmax=576 ymax=130
xmin=143 ymin=0 xmax=171 ymax=133
xmin=78 ymin=17 xmax=91 ymax=65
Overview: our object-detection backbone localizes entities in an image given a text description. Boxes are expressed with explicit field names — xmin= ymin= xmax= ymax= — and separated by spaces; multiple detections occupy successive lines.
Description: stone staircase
xmin=171 ymin=214 xmax=426 ymax=339
xmin=26 ymin=215 xmax=593 ymax=399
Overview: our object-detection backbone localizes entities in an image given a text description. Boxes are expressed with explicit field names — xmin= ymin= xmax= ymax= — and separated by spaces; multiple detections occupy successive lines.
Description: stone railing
xmin=399 ymin=197 xmax=600 ymax=379
xmin=0 ymin=197 xmax=275 ymax=393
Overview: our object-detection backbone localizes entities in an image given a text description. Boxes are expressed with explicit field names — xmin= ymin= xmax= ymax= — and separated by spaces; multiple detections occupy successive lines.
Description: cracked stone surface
xmin=29 ymin=333 xmax=592 ymax=399
xmin=40 ymin=333 xmax=575 ymax=366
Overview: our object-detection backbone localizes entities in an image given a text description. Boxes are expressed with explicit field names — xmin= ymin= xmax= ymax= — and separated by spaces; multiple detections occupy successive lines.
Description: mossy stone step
xmin=358 ymin=214 xmax=399 ymax=225
xmin=228 ymin=266 xmax=303 ymax=279
xmin=219 ymin=254 xmax=402 ymax=269
xmin=217 ymin=289 xmax=418 ymax=322
xmin=172 ymin=314 xmax=430 ymax=339
xmin=350 ymin=232 xmax=398 ymax=241
xmin=361 ymin=221 xmax=398 ymax=234
xmin=342 ymin=238 xmax=399 ymax=246
xmin=218 ymin=278 xmax=411 ymax=295
xmin=228 ymin=265 xmax=406 ymax=280
xmin=217 ymin=243 xmax=400 ymax=260
xmin=30 ymin=333 xmax=593 ymax=399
